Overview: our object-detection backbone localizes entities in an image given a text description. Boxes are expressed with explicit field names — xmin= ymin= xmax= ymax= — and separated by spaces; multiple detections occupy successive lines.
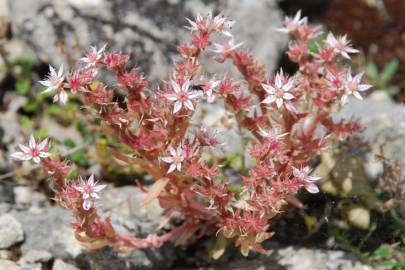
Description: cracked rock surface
xmin=8 ymin=0 xmax=287 ymax=80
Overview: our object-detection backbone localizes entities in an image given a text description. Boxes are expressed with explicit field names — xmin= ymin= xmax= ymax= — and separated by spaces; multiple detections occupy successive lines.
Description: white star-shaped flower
xmin=39 ymin=64 xmax=67 ymax=104
xmin=277 ymin=10 xmax=307 ymax=33
xmin=11 ymin=135 xmax=50 ymax=164
xmin=74 ymin=174 xmax=107 ymax=210
xmin=341 ymin=69 xmax=372 ymax=105
xmin=293 ymin=166 xmax=321 ymax=194
xmin=81 ymin=44 xmax=107 ymax=68
xmin=326 ymin=32 xmax=359 ymax=59
xmin=165 ymin=78 xmax=201 ymax=114
xmin=161 ymin=146 xmax=185 ymax=174
xmin=262 ymin=70 xmax=295 ymax=109
xmin=212 ymin=33 xmax=243 ymax=55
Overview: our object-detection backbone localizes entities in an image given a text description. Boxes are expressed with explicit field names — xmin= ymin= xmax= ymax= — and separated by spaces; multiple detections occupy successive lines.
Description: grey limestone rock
xmin=10 ymin=208 xmax=83 ymax=259
xmin=10 ymin=186 xmax=173 ymax=270
xmin=52 ymin=259 xmax=79 ymax=270
xmin=340 ymin=97 xmax=405 ymax=179
xmin=201 ymin=246 xmax=368 ymax=270
xmin=0 ymin=213 xmax=24 ymax=249
xmin=9 ymin=0 xmax=286 ymax=80
xmin=0 ymin=260 xmax=19 ymax=270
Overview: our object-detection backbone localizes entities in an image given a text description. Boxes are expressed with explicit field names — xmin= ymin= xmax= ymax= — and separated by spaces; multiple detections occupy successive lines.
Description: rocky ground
xmin=0 ymin=184 xmax=369 ymax=270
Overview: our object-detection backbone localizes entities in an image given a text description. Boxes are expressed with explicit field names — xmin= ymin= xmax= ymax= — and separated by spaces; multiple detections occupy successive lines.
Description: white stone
xmin=0 ymin=260 xmax=19 ymax=270
xmin=0 ymin=214 xmax=24 ymax=249
xmin=52 ymin=259 xmax=79 ymax=270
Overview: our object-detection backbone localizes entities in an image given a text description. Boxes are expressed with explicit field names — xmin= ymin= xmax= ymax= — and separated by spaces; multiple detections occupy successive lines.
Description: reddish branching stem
xmin=12 ymin=11 xmax=370 ymax=256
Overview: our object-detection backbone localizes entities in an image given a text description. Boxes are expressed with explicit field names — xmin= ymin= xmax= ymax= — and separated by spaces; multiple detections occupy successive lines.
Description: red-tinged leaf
xmin=252 ymin=243 xmax=267 ymax=254
xmin=156 ymin=208 xmax=175 ymax=230
xmin=110 ymin=149 xmax=136 ymax=164
xmin=240 ymin=238 xmax=250 ymax=257
xmin=81 ymin=239 xmax=110 ymax=250
xmin=210 ymin=232 xmax=228 ymax=260
xmin=141 ymin=178 xmax=169 ymax=206
xmin=103 ymin=217 xmax=116 ymax=238
xmin=110 ymin=148 xmax=147 ymax=167
xmin=284 ymin=194 xmax=305 ymax=209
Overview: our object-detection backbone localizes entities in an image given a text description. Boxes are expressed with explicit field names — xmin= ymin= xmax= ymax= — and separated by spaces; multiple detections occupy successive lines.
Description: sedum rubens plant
xmin=12 ymin=11 xmax=370 ymax=256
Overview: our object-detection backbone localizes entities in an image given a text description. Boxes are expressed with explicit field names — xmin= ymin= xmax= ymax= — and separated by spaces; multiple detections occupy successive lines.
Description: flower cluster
xmin=12 ymin=11 xmax=369 ymax=256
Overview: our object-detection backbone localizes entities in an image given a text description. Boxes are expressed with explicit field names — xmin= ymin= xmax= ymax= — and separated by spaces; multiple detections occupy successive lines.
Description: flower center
xmin=275 ymin=88 xmax=285 ymax=98
xmin=83 ymin=185 xmax=93 ymax=194
xmin=348 ymin=81 xmax=357 ymax=91
xmin=178 ymin=92 xmax=189 ymax=102
xmin=172 ymin=155 xmax=183 ymax=164
xmin=31 ymin=148 xmax=39 ymax=157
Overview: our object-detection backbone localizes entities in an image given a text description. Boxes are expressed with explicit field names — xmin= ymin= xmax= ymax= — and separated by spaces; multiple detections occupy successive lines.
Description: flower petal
xmin=59 ymin=90 xmax=68 ymax=104
xmin=165 ymin=94 xmax=178 ymax=101
xmin=37 ymin=138 xmax=48 ymax=151
xmin=49 ymin=65 xmax=56 ymax=76
xmin=184 ymin=100 xmax=194 ymax=111
xmin=18 ymin=144 xmax=31 ymax=154
xmin=353 ymin=91 xmax=363 ymax=100
xmin=283 ymin=92 xmax=294 ymax=100
xmin=83 ymin=199 xmax=93 ymax=210
xmin=173 ymin=101 xmax=182 ymax=114
xmin=169 ymin=146 xmax=177 ymax=156
xmin=39 ymin=151 xmax=50 ymax=158
xmin=276 ymin=98 xmax=283 ymax=109
xmin=58 ymin=64 xmax=64 ymax=77
xmin=171 ymin=79 xmax=181 ymax=93
xmin=94 ymin=184 xmax=107 ymax=192
xmin=29 ymin=135 xmax=36 ymax=149
xmin=11 ymin=152 xmax=31 ymax=161
xmin=262 ymin=95 xmax=276 ymax=104
xmin=262 ymin=84 xmax=275 ymax=94
xmin=305 ymin=182 xmax=319 ymax=194
xmin=161 ymin=157 xmax=173 ymax=163
xmin=39 ymin=80 xmax=52 ymax=87
xmin=88 ymin=174 xmax=95 ymax=186
xmin=33 ymin=156 xmax=41 ymax=164
xmin=167 ymin=164 xmax=176 ymax=174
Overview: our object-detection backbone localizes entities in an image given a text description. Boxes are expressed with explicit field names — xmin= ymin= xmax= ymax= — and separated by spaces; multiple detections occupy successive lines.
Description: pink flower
xmin=195 ymin=127 xmax=221 ymax=147
xmin=258 ymin=127 xmax=288 ymax=141
xmin=211 ymin=12 xmax=235 ymax=34
xmin=341 ymin=69 xmax=372 ymax=105
xmin=39 ymin=65 xmax=67 ymax=104
xmin=11 ymin=135 xmax=50 ymax=163
xmin=161 ymin=146 xmax=184 ymax=174
xmin=81 ymin=44 xmax=106 ymax=68
xmin=326 ymin=33 xmax=359 ymax=59
xmin=185 ymin=13 xmax=206 ymax=32
xmin=277 ymin=10 xmax=307 ymax=34
xmin=186 ymin=12 xmax=234 ymax=34
xmin=104 ymin=51 xmax=130 ymax=70
xmin=292 ymin=166 xmax=321 ymax=193
xmin=212 ymin=33 xmax=243 ymax=61
xmin=326 ymin=70 xmax=344 ymax=92
xmin=67 ymin=71 xmax=90 ymax=93
xmin=262 ymin=70 xmax=295 ymax=109
xmin=201 ymin=78 xmax=220 ymax=103
xmin=74 ymin=174 xmax=107 ymax=210
xmin=165 ymin=78 xmax=201 ymax=113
